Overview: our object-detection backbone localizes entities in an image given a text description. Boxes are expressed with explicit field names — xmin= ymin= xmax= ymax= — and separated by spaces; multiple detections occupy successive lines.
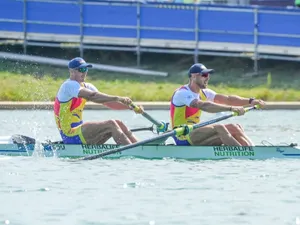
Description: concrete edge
xmin=0 ymin=101 xmax=300 ymax=110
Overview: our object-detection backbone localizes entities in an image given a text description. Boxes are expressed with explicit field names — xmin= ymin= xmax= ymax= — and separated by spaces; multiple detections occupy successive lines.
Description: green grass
xmin=1 ymin=70 xmax=300 ymax=102
xmin=1 ymin=46 xmax=300 ymax=101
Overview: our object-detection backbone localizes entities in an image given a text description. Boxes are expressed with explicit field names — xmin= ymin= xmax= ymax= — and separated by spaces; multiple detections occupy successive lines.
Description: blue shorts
xmin=60 ymin=130 xmax=84 ymax=144
xmin=172 ymin=136 xmax=191 ymax=146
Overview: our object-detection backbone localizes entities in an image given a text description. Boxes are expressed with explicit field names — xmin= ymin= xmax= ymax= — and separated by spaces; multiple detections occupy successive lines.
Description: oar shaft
xmin=130 ymin=103 xmax=162 ymax=126
xmin=140 ymin=111 xmax=162 ymax=127
xmin=174 ymin=106 xmax=257 ymax=136
xmin=129 ymin=103 xmax=168 ymax=132
xmin=130 ymin=126 xmax=153 ymax=132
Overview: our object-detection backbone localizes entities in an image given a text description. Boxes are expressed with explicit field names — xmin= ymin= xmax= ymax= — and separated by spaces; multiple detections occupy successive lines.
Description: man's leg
xmin=115 ymin=120 xmax=138 ymax=143
xmin=195 ymin=135 xmax=223 ymax=146
xmin=224 ymin=124 xmax=254 ymax=146
xmin=189 ymin=124 xmax=242 ymax=146
xmin=81 ymin=120 xmax=132 ymax=145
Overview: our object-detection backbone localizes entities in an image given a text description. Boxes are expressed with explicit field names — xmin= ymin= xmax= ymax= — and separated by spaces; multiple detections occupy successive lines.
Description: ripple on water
xmin=123 ymin=182 xmax=155 ymax=189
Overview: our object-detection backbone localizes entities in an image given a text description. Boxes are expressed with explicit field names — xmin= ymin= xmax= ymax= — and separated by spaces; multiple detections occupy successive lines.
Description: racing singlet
xmin=53 ymin=79 xmax=98 ymax=144
xmin=170 ymin=85 xmax=216 ymax=145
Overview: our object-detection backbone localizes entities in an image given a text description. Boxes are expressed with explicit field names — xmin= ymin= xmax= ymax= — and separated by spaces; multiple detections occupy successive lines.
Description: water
xmin=0 ymin=109 xmax=299 ymax=144
xmin=1 ymin=109 xmax=300 ymax=225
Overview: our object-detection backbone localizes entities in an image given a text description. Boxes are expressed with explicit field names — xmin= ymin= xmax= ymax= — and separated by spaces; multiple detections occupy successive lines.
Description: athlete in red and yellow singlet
xmin=54 ymin=80 xmax=97 ymax=144
xmin=53 ymin=57 xmax=144 ymax=145
xmin=170 ymin=84 xmax=215 ymax=145
xmin=169 ymin=63 xmax=265 ymax=146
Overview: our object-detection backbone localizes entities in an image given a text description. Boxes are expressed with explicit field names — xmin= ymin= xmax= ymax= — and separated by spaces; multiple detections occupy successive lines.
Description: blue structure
xmin=0 ymin=0 xmax=300 ymax=73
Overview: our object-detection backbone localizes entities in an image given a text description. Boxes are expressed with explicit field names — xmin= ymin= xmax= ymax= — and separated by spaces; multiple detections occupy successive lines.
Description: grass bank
xmin=0 ymin=45 xmax=300 ymax=101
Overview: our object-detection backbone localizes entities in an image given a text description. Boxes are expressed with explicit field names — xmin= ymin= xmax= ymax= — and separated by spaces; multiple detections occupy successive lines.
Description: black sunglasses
xmin=201 ymin=73 xmax=209 ymax=78
xmin=195 ymin=73 xmax=209 ymax=78
xmin=75 ymin=67 xmax=88 ymax=73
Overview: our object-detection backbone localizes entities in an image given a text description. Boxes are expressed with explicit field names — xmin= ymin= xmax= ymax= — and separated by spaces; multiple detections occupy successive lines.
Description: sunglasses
xmin=198 ymin=73 xmax=209 ymax=78
xmin=76 ymin=67 xmax=88 ymax=73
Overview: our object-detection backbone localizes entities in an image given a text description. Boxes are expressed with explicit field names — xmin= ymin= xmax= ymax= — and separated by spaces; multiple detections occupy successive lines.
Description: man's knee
xmin=214 ymin=124 xmax=231 ymax=136
xmin=107 ymin=119 xmax=120 ymax=129
xmin=235 ymin=124 xmax=245 ymax=132
xmin=115 ymin=120 xmax=125 ymax=126
xmin=225 ymin=123 xmax=244 ymax=133
xmin=227 ymin=123 xmax=244 ymax=133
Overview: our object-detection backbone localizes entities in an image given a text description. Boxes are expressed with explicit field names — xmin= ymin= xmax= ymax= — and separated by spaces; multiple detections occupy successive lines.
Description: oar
xmin=80 ymin=105 xmax=258 ymax=161
xmin=130 ymin=126 xmax=154 ymax=132
xmin=129 ymin=103 xmax=168 ymax=133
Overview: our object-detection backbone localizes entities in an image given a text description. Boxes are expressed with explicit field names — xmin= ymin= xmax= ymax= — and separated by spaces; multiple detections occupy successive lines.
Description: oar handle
xmin=231 ymin=104 xmax=259 ymax=116
xmin=129 ymin=103 xmax=168 ymax=133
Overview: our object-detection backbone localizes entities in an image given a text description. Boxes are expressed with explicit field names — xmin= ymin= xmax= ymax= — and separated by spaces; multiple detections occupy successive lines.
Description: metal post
xmin=253 ymin=7 xmax=259 ymax=75
xmin=194 ymin=4 xmax=199 ymax=64
xmin=79 ymin=0 xmax=84 ymax=58
xmin=136 ymin=2 xmax=141 ymax=67
xmin=23 ymin=0 xmax=27 ymax=55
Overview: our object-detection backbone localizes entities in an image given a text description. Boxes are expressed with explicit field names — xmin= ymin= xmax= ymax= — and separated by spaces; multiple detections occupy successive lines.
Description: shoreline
xmin=0 ymin=101 xmax=300 ymax=110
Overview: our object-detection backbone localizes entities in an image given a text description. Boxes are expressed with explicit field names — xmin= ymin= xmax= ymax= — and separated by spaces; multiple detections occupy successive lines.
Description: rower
xmin=53 ymin=57 xmax=144 ymax=145
xmin=170 ymin=63 xmax=265 ymax=146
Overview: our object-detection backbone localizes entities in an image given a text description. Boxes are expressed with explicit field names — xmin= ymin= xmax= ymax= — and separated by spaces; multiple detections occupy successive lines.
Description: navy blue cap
xmin=188 ymin=63 xmax=214 ymax=77
xmin=68 ymin=57 xmax=93 ymax=69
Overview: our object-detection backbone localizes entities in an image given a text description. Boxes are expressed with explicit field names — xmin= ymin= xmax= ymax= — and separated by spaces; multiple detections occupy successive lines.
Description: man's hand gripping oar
xmin=129 ymin=103 xmax=169 ymax=134
xmin=79 ymin=105 xmax=259 ymax=161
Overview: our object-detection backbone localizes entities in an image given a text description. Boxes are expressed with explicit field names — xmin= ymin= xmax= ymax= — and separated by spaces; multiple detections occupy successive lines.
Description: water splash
xmin=32 ymin=140 xmax=45 ymax=158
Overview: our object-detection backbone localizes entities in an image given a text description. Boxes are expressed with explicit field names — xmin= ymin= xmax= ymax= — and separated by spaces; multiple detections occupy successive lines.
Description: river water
xmin=0 ymin=109 xmax=300 ymax=225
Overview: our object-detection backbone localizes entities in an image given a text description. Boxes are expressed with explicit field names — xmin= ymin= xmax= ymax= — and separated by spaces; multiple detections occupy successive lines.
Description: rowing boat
xmin=0 ymin=134 xmax=299 ymax=160
xmin=0 ymin=104 xmax=266 ymax=160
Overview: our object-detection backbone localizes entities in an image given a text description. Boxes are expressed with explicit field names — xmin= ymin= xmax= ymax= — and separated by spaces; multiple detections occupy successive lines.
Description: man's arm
xmin=103 ymin=102 xmax=130 ymax=110
xmin=82 ymin=83 xmax=131 ymax=109
xmin=78 ymin=88 xmax=121 ymax=104
xmin=214 ymin=94 xmax=251 ymax=106
xmin=190 ymin=99 xmax=232 ymax=113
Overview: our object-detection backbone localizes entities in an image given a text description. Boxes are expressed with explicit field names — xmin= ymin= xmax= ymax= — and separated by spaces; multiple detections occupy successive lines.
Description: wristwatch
xmin=249 ymin=97 xmax=255 ymax=104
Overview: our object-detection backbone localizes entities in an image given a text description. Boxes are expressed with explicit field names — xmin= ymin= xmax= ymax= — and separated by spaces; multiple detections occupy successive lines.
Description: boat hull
xmin=0 ymin=142 xmax=299 ymax=160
